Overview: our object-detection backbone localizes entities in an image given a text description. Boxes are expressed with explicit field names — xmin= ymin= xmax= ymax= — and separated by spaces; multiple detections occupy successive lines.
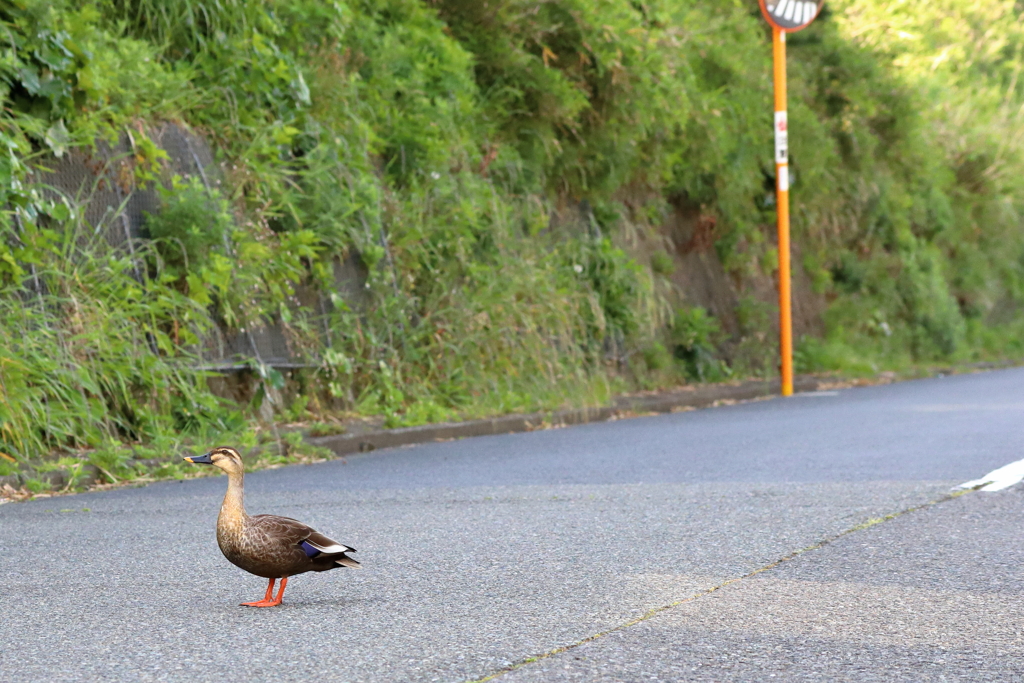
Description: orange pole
xmin=773 ymin=27 xmax=793 ymax=397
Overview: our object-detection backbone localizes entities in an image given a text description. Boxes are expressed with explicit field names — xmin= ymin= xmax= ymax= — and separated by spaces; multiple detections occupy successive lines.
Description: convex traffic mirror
xmin=759 ymin=0 xmax=824 ymax=32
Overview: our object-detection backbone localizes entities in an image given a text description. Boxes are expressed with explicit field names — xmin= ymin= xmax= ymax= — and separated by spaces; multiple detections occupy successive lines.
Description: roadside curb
xmin=4 ymin=360 xmax=1018 ymax=498
xmin=0 ymin=376 xmax=825 ymax=495
xmin=307 ymin=375 xmax=827 ymax=457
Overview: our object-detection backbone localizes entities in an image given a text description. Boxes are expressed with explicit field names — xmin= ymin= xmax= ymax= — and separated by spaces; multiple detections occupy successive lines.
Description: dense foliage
xmin=1 ymin=0 xmax=1023 ymax=465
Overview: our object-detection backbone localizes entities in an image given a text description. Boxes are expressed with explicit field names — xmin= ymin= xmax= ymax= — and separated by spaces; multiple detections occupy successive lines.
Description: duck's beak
xmin=184 ymin=452 xmax=214 ymax=464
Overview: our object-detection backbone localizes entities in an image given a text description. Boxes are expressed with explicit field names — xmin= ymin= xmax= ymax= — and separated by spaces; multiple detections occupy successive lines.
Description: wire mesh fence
xmin=27 ymin=123 xmax=352 ymax=371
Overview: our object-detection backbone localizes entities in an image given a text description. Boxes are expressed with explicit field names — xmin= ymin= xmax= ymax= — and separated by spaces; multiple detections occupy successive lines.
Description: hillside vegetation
xmin=1 ymin=0 xmax=1023 ymax=470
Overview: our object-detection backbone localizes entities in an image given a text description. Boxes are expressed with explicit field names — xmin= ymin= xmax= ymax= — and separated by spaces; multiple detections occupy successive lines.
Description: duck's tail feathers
xmin=305 ymin=531 xmax=354 ymax=555
xmin=335 ymin=555 xmax=362 ymax=569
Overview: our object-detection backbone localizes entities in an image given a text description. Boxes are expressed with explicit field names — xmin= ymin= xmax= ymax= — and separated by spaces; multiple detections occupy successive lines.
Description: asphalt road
xmin=1 ymin=368 xmax=1022 ymax=682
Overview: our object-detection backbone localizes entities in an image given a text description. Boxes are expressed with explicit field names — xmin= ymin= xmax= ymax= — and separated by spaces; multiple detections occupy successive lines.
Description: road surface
xmin=2 ymin=368 xmax=1022 ymax=681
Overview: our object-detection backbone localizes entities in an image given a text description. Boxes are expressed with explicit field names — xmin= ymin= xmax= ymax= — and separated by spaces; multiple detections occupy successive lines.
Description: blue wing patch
xmin=300 ymin=540 xmax=321 ymax=558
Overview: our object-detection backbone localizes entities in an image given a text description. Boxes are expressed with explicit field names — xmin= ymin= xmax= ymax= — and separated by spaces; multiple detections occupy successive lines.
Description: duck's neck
xmin=219 ymin=469 xmax=247 ymax=526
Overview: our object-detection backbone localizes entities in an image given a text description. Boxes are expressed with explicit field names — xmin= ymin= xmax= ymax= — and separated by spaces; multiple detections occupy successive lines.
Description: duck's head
xmin=184 ymin=446 xmax=243 ymax=474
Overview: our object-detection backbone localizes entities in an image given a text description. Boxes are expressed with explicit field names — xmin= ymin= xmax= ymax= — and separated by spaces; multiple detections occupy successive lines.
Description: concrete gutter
xmin=1 ymin=376 xmax=825 ymax=495
xmin=307 ymin=375 xmax=827 ymax=457
xmin=7 ymin=361 xmax=1018 ymax=495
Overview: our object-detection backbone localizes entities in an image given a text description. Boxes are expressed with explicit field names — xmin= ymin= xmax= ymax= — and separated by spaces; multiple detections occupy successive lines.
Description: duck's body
xmin=186 ymin=446 xmax=359 ymax=607
xmin=217 ymin=513 xmax=360 ymax=579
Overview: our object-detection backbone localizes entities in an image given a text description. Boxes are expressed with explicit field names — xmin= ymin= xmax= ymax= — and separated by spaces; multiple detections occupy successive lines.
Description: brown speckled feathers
xmin=218 ymin=513 xmax=360 ymax=579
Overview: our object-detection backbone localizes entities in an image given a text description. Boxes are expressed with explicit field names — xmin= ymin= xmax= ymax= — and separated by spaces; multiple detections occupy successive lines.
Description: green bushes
xmin=567 ymin=236 xmax=650 ymax=350
xmin=144 ymin=177 xmax=232 ymax=276
xmin=897 ymin=245 xmax=967 ymax=358
xmin=1 ymin=0 xmax=1024 ymax=467
xmin=671 ymin=308 xmax=730 ymax=383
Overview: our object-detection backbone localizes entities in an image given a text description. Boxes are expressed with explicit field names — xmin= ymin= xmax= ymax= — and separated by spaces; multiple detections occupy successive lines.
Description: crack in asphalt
xmin=464 ymin=488 xmax=973 ymax=683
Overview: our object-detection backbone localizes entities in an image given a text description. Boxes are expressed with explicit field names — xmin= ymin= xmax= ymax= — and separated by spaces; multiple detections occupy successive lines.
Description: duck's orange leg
xmin=241 ymin=578 xmax=276 ymax=607
xmin=265 ymin=577 xmax=288 ymax=607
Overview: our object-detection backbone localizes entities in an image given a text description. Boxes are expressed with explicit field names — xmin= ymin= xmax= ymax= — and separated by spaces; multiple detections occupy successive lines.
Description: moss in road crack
xmin=462 ymin=488 xmax=973 ymax=682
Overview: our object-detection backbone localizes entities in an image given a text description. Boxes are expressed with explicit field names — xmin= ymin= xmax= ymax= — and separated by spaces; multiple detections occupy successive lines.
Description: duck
xmin=184 ymin=446 xmax=360 ymax=607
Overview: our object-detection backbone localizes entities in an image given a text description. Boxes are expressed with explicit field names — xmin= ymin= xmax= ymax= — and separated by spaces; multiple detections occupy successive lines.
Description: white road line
xmin=908 ymin=403 xmax=1024 ymax=412
xmin=957 ymin=458 xmax=1024 ymax=492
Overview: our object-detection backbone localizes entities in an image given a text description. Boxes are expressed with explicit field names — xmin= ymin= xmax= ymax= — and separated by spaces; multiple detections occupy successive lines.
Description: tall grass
xmin=0 ymin=204 xmax=231 ymax=461
xmin=101 ymin=0 xmax=255 ymax=55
